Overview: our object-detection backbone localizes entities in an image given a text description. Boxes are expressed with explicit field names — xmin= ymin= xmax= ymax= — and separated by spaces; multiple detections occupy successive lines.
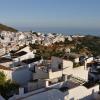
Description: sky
xmin=0 ymin=0 xmax=100 ymax=35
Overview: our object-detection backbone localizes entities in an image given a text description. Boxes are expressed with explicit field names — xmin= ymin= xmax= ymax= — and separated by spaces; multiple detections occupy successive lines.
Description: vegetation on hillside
xmin=29 ymin=43 xmax=65 ymax=59
xmin=0 ymin=72 xmax=19 ymax=100
xmin=71 ymin=35 xmax=100 ymax=56
xmin=0 ymin=23 xmax=17 ymax=32
xmin=29 ymin=35 xmax=100 ymax=60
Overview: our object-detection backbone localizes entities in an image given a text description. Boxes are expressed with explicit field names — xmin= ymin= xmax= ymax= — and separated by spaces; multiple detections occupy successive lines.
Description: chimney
xmin=19 ymin=87 xmax=24 ymax=96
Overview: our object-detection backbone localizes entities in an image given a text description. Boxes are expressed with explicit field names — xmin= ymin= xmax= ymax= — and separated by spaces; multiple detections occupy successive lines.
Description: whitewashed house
xmin=9 ymin=84 xmax=100 ymax=100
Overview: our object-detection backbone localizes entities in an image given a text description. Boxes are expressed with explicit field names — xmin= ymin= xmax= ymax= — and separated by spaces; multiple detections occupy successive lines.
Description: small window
xmin=33 ymin=66 xmax=36 ymax=73
xmin=58 ymin=63 xmax=62 ymax=70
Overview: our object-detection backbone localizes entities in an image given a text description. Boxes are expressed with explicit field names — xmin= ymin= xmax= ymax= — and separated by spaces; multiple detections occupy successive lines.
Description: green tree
xmin=0 ymin=71 xmax=6 ymax=85
xmin=0 ymin=72 xmax=19 ymax=99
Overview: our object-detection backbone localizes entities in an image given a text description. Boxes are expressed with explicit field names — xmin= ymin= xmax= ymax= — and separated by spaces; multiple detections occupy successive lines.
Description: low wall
xmin=66 ymin=85 xmax=99 ymax=100
xmin=9 ymin=88 xmax=46 ymax=100
xmin=47 ymin=81 xmax=67 ymax=89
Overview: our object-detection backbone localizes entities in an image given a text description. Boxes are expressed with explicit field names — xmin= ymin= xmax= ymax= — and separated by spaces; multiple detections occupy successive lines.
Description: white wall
xmin=51 ymin=57 xmax=62 ymax=71
xmin=86 ymin=57 xmax=94 ymax=63
xmin=85 ymin=57 xmax=94 ymax=68
xmin=17 ymin=46 xmax=31 ymax=53
xmin=33 ymin=67 xmax=48 ymax=80
xmin=74 ymin=58 xmax=79 ymax=63
xmin=66 ymin=85 xmax=99 ymax=100
xmin=0 ymin=48 xmax=6 ymax=56
xmin=28 ymin=80 xmax=45 ymax=91
xmin=47 ymin=81 xmax=67 ymax=89
xmin=72 ymin=66 xmax=88 ymax=81
xmin=10 ymin=89 xmax=64 ymax=100
xmin=62 ymin=60 xmax=73 ymax=75
xmin=49 ymin=70 xmax=62 ymax=79
xmin=14 ymin=52 xmax=35 ymax=61
xmin=12 ymin=67 xmax=32 ymax=86
xmin=9 ymin=88 xmax=46 ymax=100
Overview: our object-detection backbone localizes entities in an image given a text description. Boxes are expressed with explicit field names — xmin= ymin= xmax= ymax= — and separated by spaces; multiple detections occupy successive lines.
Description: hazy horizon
xmin=0 ymin=0 xmax=100 ymax=35
xmin=13 ymin=26 xmax=99 ymax=36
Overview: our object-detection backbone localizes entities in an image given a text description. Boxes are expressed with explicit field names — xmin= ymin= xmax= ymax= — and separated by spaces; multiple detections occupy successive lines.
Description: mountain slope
xmin=0 ymin=23 xmax=17 ymax=32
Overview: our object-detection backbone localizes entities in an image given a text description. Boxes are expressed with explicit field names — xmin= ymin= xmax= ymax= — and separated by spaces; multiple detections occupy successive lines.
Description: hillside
xmin=0 ymin=23 xmax=17 ymax=32
xmin=67 ymin=35 xmax=100 ymax=56
xmin=29 ymin=35 xmax=100 ymax=59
